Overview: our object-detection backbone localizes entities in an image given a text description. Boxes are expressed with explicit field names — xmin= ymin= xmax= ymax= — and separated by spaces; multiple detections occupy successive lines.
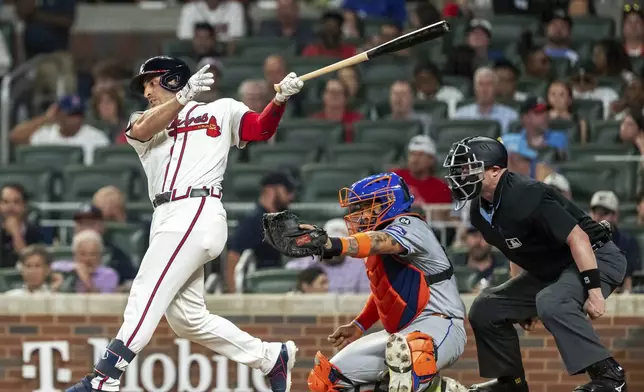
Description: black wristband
xmin=322 ymin=237 xmax=343 ymax=258
xmin=580 ymin=268 xmax=601 ymax=290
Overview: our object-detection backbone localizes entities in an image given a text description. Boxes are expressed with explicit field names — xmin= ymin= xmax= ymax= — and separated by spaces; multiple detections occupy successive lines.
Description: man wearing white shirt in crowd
xmin=570 ymin=62 xmax=618 ymax=120
xmin=9 ymin=95 xmax=109 ymax=165
xmin=413 ymin=61 xmax=463 ymax=118
xmin=285 ymin=218 xmax=370 ymax=294
xmin=386 ymin=80 xmax=432 ymax=136
xmin=177 ymin=0 xmax=246 ymax=42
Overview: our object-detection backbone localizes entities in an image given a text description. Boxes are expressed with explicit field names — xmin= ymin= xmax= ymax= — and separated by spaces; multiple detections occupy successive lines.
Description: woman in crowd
xmin=90 ymin=87 xmax=128 ymax=144
xmin=546 ymin=80 xmax=589 ymax=143
xmin=310 ymin=78 xmax=363 ymax=142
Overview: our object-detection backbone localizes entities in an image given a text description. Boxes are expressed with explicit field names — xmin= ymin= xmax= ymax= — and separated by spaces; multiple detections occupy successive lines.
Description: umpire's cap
xmin=130 ymin=56 xmax=191 ymax=95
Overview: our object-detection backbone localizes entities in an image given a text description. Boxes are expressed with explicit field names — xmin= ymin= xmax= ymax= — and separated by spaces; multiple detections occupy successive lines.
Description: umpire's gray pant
xmin=468 ymin=241 xmax=626 ymax=377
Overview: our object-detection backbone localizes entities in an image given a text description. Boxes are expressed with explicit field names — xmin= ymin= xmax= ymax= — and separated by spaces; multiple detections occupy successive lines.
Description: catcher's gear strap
xmin=308 ymin=352 xmax=353 ymax=392
xmin=406 ymin=332 xmax=438 ymax=382
xmin=350 ymin=233 xmax=372 ymax=258
xmin=425 ymin=263 xmax=454 ymax=285
xmin=94 ymin=339 xmax=135 ymax=380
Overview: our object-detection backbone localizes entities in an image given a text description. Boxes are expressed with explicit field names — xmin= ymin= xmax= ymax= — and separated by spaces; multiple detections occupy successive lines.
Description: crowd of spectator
xmin=1 ymin=0 xmax=644 ymax=295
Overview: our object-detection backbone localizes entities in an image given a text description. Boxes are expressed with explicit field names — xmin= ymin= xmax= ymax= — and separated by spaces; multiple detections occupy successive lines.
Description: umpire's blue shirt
xmin=228 ymin=204 xmax=282 ymax=269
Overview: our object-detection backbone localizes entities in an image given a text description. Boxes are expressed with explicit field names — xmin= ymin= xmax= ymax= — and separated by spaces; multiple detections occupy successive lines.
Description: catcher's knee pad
xmin=405 ymin=331 xmax=438 ymax=381
xmin=94 ymin=339 xmax=136 ymax=381
xmin=308 ymin=352 xmax=353 ymax=392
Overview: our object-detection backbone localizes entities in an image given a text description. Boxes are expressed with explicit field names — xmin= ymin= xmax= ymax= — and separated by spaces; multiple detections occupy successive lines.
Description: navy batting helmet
xmin=130 ymin=56 xmax=191 ymax=95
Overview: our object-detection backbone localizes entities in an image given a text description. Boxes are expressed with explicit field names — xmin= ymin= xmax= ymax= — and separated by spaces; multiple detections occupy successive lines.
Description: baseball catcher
xmin=264 ymin=172 xmax=468 ymax=392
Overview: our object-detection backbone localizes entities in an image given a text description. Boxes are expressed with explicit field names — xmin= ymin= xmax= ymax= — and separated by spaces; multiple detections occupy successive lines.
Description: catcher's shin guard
xmin=386 ymin=332 xmax=438 ymax=392
xmin=308 ymin=352 xmax=355 ymax=392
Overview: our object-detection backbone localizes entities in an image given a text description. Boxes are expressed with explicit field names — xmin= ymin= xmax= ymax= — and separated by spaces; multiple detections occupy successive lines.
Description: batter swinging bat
xmin=274 ymin=20 xmax=450 ymax=93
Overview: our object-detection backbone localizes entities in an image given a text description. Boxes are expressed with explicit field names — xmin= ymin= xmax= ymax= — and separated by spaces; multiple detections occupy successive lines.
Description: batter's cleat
xmin=385 ymin=333 xmax=413 ymax=392
xmin=573 ymin=358 xmax=627 ymax=392
xmin=65 ymin=375 xmax=100 ymax=392
xmin=267 ymin=340 xmax=298 ymax=392
xmin=468 ymin=378 xmax=529 ymax=392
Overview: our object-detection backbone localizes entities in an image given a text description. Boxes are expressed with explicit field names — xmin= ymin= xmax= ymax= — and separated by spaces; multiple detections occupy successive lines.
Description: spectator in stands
xmin=294 ymin=267 xmax=329 ymax=294
xmin=547 ymin=80 xmax=589 ymax=144
xmin=453 ymin=66 xmax=519 ymax=134
xmin=493 ymin=59 xmax=527 ymax=103
xmin=91 ymin=59 xmax=144 ymax=115
xmin=592 ymin=39 xmax=632 ymax=78
xmin=453 ymin=226 xmax=504 ymax=293
xmin=619 ymin=112 xmax=644 ymax=150
xmin=303 ymin=11 xmax=357 ymax=59
xmin=311 ymin=79 xmax=363 ymax=142
xmin=0 ymin=184 xmax=43 ymax=269
xmin=16 ymin=0 xmax=76 ymax=58
xmin=226 ymin=171 xmax=297 ymax=292
xmin=542 ymin=9 xmax=579 ymax=64
xmin=258 ymin=0 xmax=314 ymax=53
xmin=635 ymin=192 xmax=644 ymax=225
xmin=589 ymin=191 xmax=642 ymax=293
xmin=196 ymin=57 xmax=224 ymax=103
xmin=9 ymin=95 xmax=110 ymax=166
xmin=568 ymin=0 xmax=595 ymax=16
xmin=341 ymin=9 xmax=364 ymax=39
xmin=502 ymin=133 xmax=554 ymax=181
xmin=519 ymin=37 xmax=552 ymax=80
xmin=73 ymin=204 xmax=137 ymax=287
xmin=466 ymin=19 xmax=503 ymax=64
xmin=89 ymin=88 xmax=127 ymax=143
xmin=190 ymin=23 xmax=224 ymax=62
xmin=285 ymin=219 xmax=369 ymax=293
xmin=393 ymin=135 xmax=452 ymax=221
xmin=543 ymin=172 xmax=573 ymax=200
xmin=444 ymin=44 xmax=477 ymax=80
xmin=362 ymin=20 xmax=410 ymax=57
xmin=386 ymin=80 xmax=431 ymax=135
xmin=623 ymin=3 xmax=644 ymax=58
xmin=5 ymin=245 xmax=62 ymax=295
xmin=263 ymin=55 xmax=303 ymax=116
xmin=342 ymin=0 xmax=407 ymax=30
xmin=176 ymin=0 xmax=245 ymax=42
xmin=92 ymin=186 xmax=127 ymax=223
xmin=238 ymin=80 xmax=270 ymax=113
xmin=519 ymin=96 xmax=569 ymax=161
xmin=413 ymin=61 xmax=463 ymax=118
xmin=53 ymin=230 xmax=119 ymax=293
xmin=611 ymin=76 xmax=644 ymax=120
xmin=337 ymin=66 xmax=363 ymax=101
xmin=570 ymin=62 xmax=619 ymax=120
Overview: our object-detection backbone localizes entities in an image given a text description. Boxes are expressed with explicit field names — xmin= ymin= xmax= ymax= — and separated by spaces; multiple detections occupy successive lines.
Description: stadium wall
xmin=0 ymin=294 xmax=642 ymax=392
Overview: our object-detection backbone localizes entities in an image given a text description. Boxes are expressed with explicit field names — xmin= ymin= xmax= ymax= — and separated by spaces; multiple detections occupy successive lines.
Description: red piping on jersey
xmin=126 ymin=197 xmax=206 ymax=348
xmin=161 ymin=127 xmax=176 ymax=192
xmin=239 ymin=100 xmax=286 ymax=142
xmin=162 ymin=103 xmax=203 ymax=192
xmin=169 ymin=131 xmax=188 ymax=190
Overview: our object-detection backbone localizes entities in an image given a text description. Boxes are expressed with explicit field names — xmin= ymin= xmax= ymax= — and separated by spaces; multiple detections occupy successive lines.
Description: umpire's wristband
xmin=580 ymin=268 xmax=601 ymax=290
xmin=322 ymin=237 xmax=344 ymax=258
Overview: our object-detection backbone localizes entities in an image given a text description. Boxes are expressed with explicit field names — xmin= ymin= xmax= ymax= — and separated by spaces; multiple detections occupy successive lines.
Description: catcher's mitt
xmin=262 ymin=211 xmax=329 ymax=258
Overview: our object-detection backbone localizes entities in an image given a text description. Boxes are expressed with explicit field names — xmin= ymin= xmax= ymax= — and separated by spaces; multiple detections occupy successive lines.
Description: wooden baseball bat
xmin=274 ymin=20 xmax=450 ymax=93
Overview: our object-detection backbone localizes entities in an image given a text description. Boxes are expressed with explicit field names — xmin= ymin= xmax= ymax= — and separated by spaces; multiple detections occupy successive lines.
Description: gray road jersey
xmin=382 ymin=215 xmax=465 ymax=319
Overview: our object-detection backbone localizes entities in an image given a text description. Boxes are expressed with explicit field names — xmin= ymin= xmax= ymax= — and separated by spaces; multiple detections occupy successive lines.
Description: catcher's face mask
xmin=339 ymin=179 xmax=396 ymax=235
xmin=443 ymin=142 xmax=485 ymax=210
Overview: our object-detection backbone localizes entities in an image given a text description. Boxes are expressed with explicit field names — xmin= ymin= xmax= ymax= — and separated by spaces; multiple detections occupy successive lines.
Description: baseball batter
xmin=66 ymin=56 xmax=303 ymax=392
xmin=264 ymin=173 xmax=467 ymax=392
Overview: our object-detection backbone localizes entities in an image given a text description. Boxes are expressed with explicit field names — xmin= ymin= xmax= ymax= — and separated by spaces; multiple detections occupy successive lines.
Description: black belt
xmin=153 ymin=188 xmax=220 ymax=208
xmin=424 ymin=264 xmax=454 ymax=285
xmin=592 ymin=239 xmax=607 ymax=252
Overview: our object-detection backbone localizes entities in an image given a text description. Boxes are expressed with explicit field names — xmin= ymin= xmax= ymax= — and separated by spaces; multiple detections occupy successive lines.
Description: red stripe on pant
xmin=97 ymin=197 xmax=206 ymax=390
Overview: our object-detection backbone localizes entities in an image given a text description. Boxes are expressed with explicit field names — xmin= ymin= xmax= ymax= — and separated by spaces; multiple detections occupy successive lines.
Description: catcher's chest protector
xmin=366 ymin=254 xmax=430 ymax=333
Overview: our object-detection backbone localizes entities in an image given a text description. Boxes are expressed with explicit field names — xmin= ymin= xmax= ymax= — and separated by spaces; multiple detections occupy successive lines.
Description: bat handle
xmin=273 ymin=73 xmax=315 ymax=93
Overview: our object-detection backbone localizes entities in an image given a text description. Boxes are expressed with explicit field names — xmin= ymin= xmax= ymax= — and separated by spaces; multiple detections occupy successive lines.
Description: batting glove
xmin=275 ymin=72 xmax=304 ymax=103
xmin=176 ymin=64 xmax=215 ymax=105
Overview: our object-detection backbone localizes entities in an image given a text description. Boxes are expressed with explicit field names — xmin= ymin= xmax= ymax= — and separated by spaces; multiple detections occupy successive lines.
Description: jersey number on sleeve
xmin=206 ymin=116 xmax=222 ymax=138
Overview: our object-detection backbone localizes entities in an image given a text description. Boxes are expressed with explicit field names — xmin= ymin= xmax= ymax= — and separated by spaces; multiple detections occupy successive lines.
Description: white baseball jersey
xmin=125 ymin=98 xmax=250 ymax=202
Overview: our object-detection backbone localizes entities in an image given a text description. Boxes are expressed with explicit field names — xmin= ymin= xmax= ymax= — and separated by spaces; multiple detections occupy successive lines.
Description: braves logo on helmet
xmin=130 ymin=56 xmax=191 ymax=95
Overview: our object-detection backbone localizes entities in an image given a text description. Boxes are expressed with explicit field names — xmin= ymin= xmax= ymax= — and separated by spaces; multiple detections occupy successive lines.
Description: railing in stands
xmin=0 ymin=54 xmax=66 ymax=165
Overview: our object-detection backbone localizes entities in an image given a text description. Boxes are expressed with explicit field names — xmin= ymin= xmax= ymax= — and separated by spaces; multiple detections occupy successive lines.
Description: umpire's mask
xmin=443 ymin=141 xmax=485 ymax=210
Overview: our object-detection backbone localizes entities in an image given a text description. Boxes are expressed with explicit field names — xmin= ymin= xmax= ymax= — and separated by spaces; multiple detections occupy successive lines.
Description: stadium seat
xmin=105 ymin=222 xmax=141 ymax=260
xmin=49 ymin=246 xmax=73 ymax=262
xmin=569 ymin=143 xmax=632 ymax=161
xmin=0 ymin=165 xmax=55 ymax=201
xmin=288 ymin=57 xmax=338 ymax=77
xmin=94 ymin=145 xmax=140 ymax=166
xmin=15 ymin=145 xmax=84 ymax=167
xmin=125 ymin=201 xmax=153 ymax=221
xmin=223 ymin=164 xmax=275 ymax=202
xmin=217 ymin=65 xmax=263 ymax=90
xmin=62 ymin=165 xmax=137 ymax=202
xmin=324 ymin=143 xmax=398 ymax=169
xmin=433 ymin=120 xmax=501 ymax=149
xmin=371 ymin=100 xmax=448 ymax=119
xmin=245 ymin=268 xmax=299 ymax=293
xmin=550 ymin=57 xmax=571 ymax=79
xmin=590 ymin=120 xmax=620 ymax=143
xmin=300 ymin=164 xmax=371 ymax=202
xmin=275 ymin=119 xmax=344 ymax=146
xmin=353 ymin=120 xmax=423 ymax=149
xmin=571 ymin=16 xmax=614 ymax=42
xmin=452 ymin=264 xmax=475 ymax=293
xmin=558 ymin=161 xmax=636 ymax=202
xmin=363 ymin=64 xmax=413 ymax=84
xmin=161 ymin=39 xmax=193 ymax=58
xmin=0 ymin=268 xmax=22 ymax=291
xmin=574 ymin=99 xmax=604 ymax=120
xmin=489 ymin=15 xmax=540 ymax=46
xmin=233 ymin=37 xmax=296 ymax=58
xmin=517 ymin=77 xmax=548 ymax=98
xmin=549 ymin=118 xmax=579 ymax=142
xmin=365 ymin=83 xmax=394 ymax=104
xmin=247 ymin=144 xmax=319 ymax=168
xmin=290 ymin=204 xmax=346 ymax=223
xmin=0 ymin=22 xmax=14 ymax=56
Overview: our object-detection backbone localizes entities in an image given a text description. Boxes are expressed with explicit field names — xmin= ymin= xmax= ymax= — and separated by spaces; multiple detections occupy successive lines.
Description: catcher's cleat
xmin=65 ymin=375 xmax=100 ymax=392
xmin=468 ymin=378 xmax=529 ymax=392
xmin=386 ymin=333 xmax=414 ymax=392
xmin=267 ymin=341 xmax=298 ymax=392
